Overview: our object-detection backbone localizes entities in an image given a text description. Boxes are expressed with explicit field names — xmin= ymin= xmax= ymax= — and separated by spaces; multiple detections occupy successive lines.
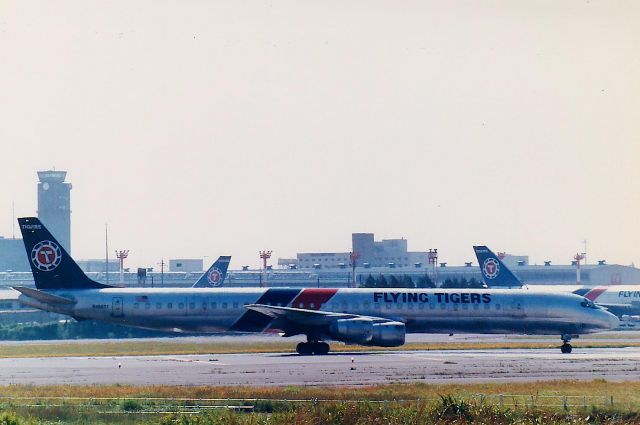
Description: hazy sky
xmin=1 ymin=1 xmax=639 ymax=270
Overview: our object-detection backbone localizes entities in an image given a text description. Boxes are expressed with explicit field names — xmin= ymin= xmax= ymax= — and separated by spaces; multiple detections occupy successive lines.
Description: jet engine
xmin=328 ymin=319 xmax=406 ymax=347
xmin=329 ymin=318 xmax=373 ymax=343
xmin=370 ymin=321 xmax=405 ymax=347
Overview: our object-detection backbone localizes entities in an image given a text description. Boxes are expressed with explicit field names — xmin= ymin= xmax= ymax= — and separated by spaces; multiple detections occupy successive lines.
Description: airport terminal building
xmin=1 ymin=256 xmax=638 ymax=290
xmin=1 ymin=173 xmax=639 ymax=300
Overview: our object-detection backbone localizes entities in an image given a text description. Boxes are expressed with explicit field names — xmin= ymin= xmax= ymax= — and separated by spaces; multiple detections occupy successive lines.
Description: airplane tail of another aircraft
xmin=193 ymin=256 xmax=231 ymax=287
xmin=473 ymin=245 xmax=523 ymax=288
xmin=18 ymin=217 xmax=112 ymax=290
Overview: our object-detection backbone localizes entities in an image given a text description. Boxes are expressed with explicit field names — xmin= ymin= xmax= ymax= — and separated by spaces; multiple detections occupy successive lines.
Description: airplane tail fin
xmin=473 ymin=245 xmax=523 ymax=288
xmin=18 ymin=217 xmax=112 ymax=290
xmin=192 ymin=255 xmax=231 ymax=288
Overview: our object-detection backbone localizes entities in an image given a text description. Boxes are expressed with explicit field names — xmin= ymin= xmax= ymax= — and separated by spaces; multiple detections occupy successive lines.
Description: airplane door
xmin=112 ymin=297 xmax=124 ymax=317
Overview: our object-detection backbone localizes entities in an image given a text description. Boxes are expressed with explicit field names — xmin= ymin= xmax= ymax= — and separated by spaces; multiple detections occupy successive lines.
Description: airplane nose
xmin=600 ymin=311 xmax=619 ymax=330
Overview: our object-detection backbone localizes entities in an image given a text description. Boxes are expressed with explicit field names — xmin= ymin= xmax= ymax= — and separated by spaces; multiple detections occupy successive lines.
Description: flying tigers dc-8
xmin=14 ymin=218 xmax=618 ymax=355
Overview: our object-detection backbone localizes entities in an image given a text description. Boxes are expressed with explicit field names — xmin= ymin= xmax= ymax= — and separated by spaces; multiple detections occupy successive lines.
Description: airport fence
xmin=0 ymin=394 xmax=618 ymax=415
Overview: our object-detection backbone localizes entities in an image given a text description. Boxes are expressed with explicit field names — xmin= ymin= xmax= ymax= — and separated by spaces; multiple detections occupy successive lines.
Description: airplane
xmin=192 ymin=256 xmax=231 ymax=288
xmin=474 ymin=245 xmax=640 ymax=318
xmin=14 ymin=217 xmax=618 ymax=355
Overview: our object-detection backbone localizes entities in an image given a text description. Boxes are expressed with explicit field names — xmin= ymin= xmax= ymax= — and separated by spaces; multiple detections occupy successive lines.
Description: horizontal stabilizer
xmin=13 ymin=286 xmax=76 ymax=305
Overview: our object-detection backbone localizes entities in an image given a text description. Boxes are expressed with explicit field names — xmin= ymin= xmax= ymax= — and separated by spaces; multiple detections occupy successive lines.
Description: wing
xmin=245 ymin=303 xmax=396 ymax=327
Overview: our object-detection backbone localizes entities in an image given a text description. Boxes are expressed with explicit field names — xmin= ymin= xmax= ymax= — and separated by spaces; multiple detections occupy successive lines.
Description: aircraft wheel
xmin=314 ymin=342 xmax=330 ymax=355
xmin=296 ymin=342 xmax=313 ymax=356
xmin=560 ymin=343 xmax=572 ymax=354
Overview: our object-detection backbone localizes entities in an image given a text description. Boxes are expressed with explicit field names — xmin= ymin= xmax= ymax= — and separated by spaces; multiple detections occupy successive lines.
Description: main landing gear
xmin=296 ymin=341 xmax=330 ymax=355
xmin=560 ymin=334 xmax=573 ymax=354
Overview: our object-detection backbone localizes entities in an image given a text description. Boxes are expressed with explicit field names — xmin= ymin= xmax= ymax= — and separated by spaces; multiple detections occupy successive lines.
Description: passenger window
xmin=145 ymin=303 xmax=151 ymax=309
xmin=386 ymin=304 xmax=391 ymax=310
xmin=473 ymin=304 xmax=479 ymax=310
xmin=178 ymin=303 xmax=184 ymax=309
xmin=440 ymin=304 xmax=445 ymax=310
xmin=496 ymin=304 xmax=501 ymax=310
xmin=429 ymin=303 xmax=434 ymax=309
xmin=211 ymin=302 xmax=217 ymax=309
xmin=189 ymin=303 xmax=195 ymax=310
xmin=419 ymin=303 xmax=425 ymax=310
xmin=462 ymin=304 xmax=468 ymax=310
xmin=222 ymin=302 xmax=228 ymax=309
xmin=310 ymin=303 xmax=315 ymax=309
xmin=408 ymin=303 xmax=414 ymax=309
xmin=133 ymin=303 xmax=139 ymax=309
xmin=233 ymin=302 xmax=238 ymax=309
xmin=353 ymin=303 xmax=359 ymax=309
xmin=202 ymin=303 xmax=207 ymax=310
xmin=167 ymin=303 xmax=173 ymax=309
xmin=363 ymin=301 xmax=370 ymax=309
xmin=156 ymin=303 xmax=161 ymax=309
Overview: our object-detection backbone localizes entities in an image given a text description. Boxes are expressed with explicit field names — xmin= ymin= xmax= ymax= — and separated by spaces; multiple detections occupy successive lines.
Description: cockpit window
xmin=581 ymin=299 xmax=599 ymax=309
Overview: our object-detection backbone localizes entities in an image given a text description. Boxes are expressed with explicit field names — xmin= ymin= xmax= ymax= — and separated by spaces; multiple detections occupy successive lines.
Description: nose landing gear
xmin=560 ymin=334 xmax=573 ymax=354
xmin=560 ymin=343 xmax=572 ymax=354
xmin=296 ymin=341 xmax=330 ymax=355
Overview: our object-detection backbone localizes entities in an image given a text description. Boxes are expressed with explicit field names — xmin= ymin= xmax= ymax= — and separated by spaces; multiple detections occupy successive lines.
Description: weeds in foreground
xmin=2 ymin=397 xmax=640 ymax=424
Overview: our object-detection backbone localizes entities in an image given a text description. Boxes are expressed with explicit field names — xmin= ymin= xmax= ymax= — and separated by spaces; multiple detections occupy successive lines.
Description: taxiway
xmin=2 ymin=347 xmax=640 ymax=386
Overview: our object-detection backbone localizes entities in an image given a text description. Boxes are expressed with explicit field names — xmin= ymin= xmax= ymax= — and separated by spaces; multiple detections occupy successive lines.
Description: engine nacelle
xmin=369 ymin=321 xmax=406 ymax=347
xmin=329 ymin=318 xmax=373 ymax=343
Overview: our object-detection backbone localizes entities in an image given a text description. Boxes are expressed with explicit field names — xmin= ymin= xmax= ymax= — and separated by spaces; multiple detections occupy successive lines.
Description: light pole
xmin=115 ymin=250 xmax=129 ymax=286
xmin=105 ymin=224 xmax=109 ymax=286
xmin=158 ymin=258 xmax=166 ymax=286
xmin=350 ymin=251 xmax=360 ymax=288
xmin=259 ymin=250 xmax=272 ymax=288
xmin=428 ymin=249 xmax=438 ymax=287
xmin=574 ymin=253 xmax=585 ymax=284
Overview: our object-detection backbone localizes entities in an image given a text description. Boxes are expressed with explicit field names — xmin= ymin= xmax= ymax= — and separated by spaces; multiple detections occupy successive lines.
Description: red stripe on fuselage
xmin=585 ymin=287 xmax=608 ymax=301
xmin=291 ymin=288 xmax=338 ymax=310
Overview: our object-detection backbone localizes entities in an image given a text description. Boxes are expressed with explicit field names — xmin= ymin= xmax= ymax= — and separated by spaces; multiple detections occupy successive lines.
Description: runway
xmin=2 ymin=346 xmax=640 ymax=386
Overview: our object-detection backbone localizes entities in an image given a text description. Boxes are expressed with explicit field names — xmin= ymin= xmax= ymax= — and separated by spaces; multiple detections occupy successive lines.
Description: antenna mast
xmin=105 ymin=224 xmax=110 ymax=286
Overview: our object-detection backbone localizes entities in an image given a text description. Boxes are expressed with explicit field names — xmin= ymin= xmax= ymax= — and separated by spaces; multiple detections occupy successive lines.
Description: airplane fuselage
xmin=18 ymin=287 xmax=618 ymax=338
xmin=527 ymin=285 xmax=640 ymax=317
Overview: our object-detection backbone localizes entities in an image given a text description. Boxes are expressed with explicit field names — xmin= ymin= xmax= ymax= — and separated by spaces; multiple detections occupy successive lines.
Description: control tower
xmin=37 ymin=170 xmax=72 ymax=253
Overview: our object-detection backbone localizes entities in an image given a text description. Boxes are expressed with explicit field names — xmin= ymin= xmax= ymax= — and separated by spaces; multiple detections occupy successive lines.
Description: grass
xmin=1 ymin=339 xmax=640 ymax=358
xmin=0 ymin=380 xmax=638 ymax=404
xmin=1 ymin=381 xmax=640 ymax=424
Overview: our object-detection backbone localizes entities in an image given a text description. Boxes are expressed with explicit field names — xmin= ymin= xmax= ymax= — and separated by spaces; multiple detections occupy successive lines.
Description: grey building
xmin=297 ymin=233 xmax=429 ymax=269
xmin=0 ymin=237 xmax=29 ymax=272
xmin=2 ymin=261 xmax=639 ymax=290
xmin=169 ymin=259 xmax=203 ymax=273
xmin=76 ymin=259 xmax=119 ymax=273
xmin=37 ymin=170 xmax=72 ymax=253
